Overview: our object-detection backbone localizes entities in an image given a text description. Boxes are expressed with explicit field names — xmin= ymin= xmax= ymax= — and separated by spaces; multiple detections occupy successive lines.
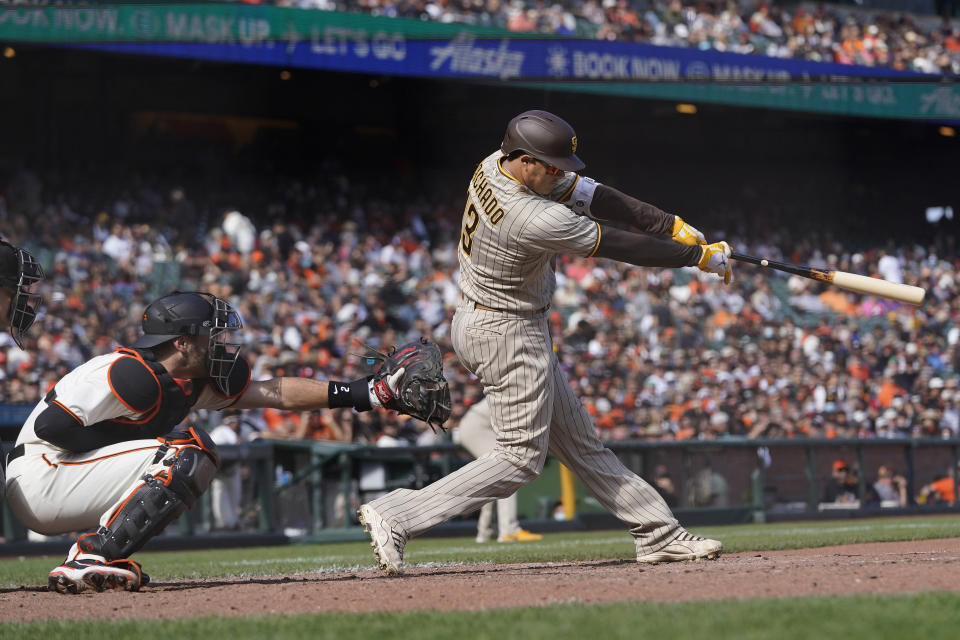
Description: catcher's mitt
xmin=359 ymin=337 xmax=452 ymax=431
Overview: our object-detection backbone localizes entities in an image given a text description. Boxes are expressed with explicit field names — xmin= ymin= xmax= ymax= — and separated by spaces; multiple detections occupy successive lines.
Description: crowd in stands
xmin=1 ymin=162 xmax=957 ymax=449
xmin=269 ymin=0 xmax=960 ymax=75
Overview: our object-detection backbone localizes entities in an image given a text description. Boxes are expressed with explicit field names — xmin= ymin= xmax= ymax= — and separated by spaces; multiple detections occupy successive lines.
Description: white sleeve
xmin=562 ymin=175 xmax=600 ymax=217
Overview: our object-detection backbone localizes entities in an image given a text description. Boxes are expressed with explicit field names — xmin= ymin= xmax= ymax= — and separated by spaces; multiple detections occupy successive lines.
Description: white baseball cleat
xmin=48 ymin=557 xmax=148 ymax=593
xmin=358 ymin=504 xmax=406 ymax=576
xmin=636 ymin=530 xmax=723 ymax=564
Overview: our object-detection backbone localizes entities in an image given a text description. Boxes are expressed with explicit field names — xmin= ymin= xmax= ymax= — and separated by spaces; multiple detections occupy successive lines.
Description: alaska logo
xmin=571 ymin=136 xmax=578 ymax=153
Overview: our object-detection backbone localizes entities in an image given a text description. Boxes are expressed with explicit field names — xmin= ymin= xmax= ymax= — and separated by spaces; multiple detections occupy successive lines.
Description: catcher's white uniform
xmin=5 ymin=348 xmax=249 ymax=541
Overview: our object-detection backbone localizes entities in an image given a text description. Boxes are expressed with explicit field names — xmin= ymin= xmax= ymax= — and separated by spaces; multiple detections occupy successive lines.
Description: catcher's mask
xmin=0 ymin=239 xmax=45 ymax=350
xmin=500 ymin=109 xmax=585 ymax=172
xmin=133 ymin=291 xmax=244 ymax=395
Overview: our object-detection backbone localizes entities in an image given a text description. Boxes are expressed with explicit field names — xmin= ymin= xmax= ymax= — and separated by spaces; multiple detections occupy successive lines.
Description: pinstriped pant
xmin=369 ymin=300 xmax=681 ymax=555
xmin=457 ymin=397 xmax=522 ymax=539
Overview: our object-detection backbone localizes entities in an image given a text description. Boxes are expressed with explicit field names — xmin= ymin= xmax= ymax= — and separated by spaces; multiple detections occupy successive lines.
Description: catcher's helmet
xmin=500 ymin=110 xmax=585 ymax=172
xmin=134 ymin=291 xmax=244 ymax=395
xmin=0 ymin=238 xmax=44 ymax=349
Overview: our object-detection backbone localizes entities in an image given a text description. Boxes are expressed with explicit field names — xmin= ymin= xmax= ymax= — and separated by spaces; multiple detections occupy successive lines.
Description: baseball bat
xmin=730 ymin=252 xmax=926 ymax=306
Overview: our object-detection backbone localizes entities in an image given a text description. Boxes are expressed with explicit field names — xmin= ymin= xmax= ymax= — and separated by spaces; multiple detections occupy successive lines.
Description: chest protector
xmin=102 ymin=348 xmax=204 ymax=438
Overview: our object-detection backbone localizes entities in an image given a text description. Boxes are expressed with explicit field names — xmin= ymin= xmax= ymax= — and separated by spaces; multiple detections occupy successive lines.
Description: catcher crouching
xmin=3 ymin=291 xmax=450 ymax=593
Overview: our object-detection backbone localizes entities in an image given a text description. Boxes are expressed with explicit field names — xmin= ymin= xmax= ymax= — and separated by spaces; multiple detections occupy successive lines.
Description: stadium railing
xmin=3 ymin=436 xmax=959 ymax=546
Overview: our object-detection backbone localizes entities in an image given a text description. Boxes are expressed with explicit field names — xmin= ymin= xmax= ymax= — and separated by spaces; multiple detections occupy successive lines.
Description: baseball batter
xmin=359 ymin=109 xmax=729 ymax=574
xmin=4 ymin=290 xmax=412 ymax=593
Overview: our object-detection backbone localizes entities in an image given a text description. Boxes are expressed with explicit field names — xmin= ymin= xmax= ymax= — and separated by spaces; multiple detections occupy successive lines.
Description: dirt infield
xmin=3 ymin=538 xmax=960 ymax=621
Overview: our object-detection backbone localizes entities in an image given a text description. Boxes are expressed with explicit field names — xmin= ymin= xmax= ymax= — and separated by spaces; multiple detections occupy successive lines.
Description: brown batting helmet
xmin=500 ymin=110 xmax=585 ymax=172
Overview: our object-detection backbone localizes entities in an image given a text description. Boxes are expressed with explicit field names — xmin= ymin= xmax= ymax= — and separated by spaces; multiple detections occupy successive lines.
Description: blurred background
xmin=1 ymin=0 xmax=959 ymax=544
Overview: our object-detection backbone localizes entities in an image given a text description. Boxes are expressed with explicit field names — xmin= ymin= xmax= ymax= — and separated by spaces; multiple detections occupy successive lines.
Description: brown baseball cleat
xmin=636 ymin=530 xmax=722 ymax=564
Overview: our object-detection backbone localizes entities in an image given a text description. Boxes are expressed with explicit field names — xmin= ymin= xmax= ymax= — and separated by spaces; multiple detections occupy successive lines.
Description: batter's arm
xmin=593 ymin=224 xmax=701 ymax=268
xmin=589 ymin=185 xmax=676 ymax=235
xmin=569 ymin=181 xmax=705 ymax=245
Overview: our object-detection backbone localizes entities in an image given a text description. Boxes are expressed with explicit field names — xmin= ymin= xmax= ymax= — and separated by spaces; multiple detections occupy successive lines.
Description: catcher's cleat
xmin=48 ymin=557 xmax=148 ymax=594
xmin=636 ymin=530 xmax=722 ymax=565
xmin=358 ymin=504 xmax=406 ymax=576
xmin=497 ymin=529 xmax=543 ymax=543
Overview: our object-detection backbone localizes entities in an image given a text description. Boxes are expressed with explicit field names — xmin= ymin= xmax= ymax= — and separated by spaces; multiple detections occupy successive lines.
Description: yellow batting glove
xmin=671 ymin=215 xmax=707 ymax=246
xmin=697 ymin=241 xmax=733 ymax=285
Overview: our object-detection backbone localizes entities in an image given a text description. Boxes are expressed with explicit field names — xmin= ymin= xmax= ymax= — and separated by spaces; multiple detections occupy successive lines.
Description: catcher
xmin=3 ymin=290 xmax=450 ymax=593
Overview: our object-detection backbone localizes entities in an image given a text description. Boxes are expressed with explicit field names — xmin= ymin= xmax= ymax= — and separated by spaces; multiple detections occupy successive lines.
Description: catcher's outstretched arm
xmin=231 ymin=374 xmax=401 ymax=413
xmin=233 ymin=338 xmax=450 ymax=430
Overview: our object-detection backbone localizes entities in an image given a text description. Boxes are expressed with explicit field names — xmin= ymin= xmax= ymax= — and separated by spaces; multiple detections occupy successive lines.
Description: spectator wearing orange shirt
xmin=847 ymin=355 xmax=871 ymax=381
xmin=261 ymin=407 xmax=305 ymax=439
xmin=819 ymin=288 xmax=856 ymax=314
xmin=876 ymin=376 xmax=906 ymax=408
xmin=919 ymin=465 xmax=960 ymax=504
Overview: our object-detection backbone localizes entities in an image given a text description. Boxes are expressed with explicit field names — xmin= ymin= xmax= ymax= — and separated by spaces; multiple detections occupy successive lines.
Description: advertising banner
xmin=3 ymin=4 xmax=957 ymax=120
